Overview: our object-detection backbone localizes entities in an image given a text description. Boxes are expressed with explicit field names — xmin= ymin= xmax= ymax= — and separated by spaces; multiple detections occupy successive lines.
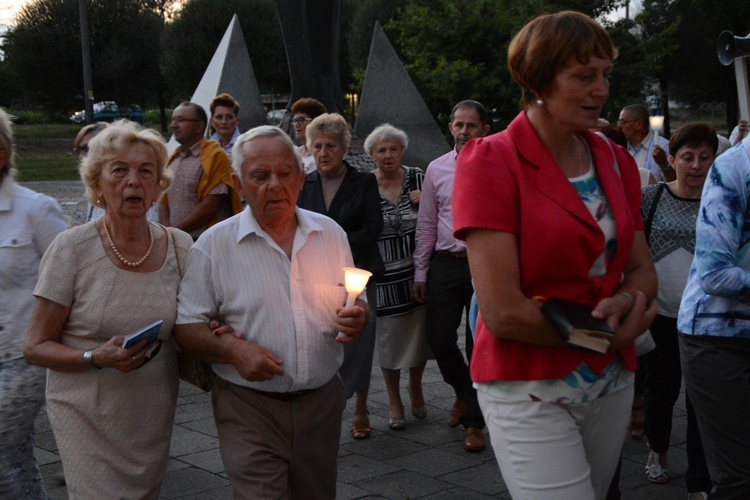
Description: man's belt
xmin=436 ymin=250 xmax=468 ymax=259
xmin=251 ymin=387 xmax=318 ymax=402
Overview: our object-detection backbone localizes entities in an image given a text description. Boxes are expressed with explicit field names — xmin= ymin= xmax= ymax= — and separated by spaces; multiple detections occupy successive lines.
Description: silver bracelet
xmin=83 ymin=349 xmax=101 ymax=369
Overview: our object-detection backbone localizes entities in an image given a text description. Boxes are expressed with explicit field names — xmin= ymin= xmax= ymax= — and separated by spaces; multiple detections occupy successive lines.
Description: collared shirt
xmin=209 ymin=127 xmax=241 ymax=155
xmin=413 ymin=148 xmax=465 ymax=282
xmin=627 ymin=131 xmax=670 ymax=181
xmin=176 ymin=206 xmax=359 ymax=392
xmin=168 ymin=139 xmax=229 ymax=239
xmin=0 ymin=178 xmax=67 ymax=361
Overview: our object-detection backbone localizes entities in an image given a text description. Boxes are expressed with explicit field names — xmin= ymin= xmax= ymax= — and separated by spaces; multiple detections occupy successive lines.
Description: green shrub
xmin=12 ymin=110 xmax=47 ymax=125
xmin=144 ymin=108 xmax=168 ymax=125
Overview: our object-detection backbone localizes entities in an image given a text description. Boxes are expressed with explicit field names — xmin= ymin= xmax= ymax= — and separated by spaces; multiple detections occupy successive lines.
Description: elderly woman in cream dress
xmin=25 ymin=120 xmax=193 ymax=499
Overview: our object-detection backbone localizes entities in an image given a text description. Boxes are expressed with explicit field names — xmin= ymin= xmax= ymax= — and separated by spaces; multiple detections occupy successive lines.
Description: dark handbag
xmin=169 ymin=228 xmax=216 ymax=392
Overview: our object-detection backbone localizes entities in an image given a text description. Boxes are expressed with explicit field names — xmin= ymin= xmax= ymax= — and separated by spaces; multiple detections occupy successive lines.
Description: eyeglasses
xmin=171 ymin=118 xmax=200 ymax=125
xmin=212 ymin=115 xmax=236 ymax=122
xmin=292 ymin=117 xmax=312 ymax=125
xmin=617 ymin=119 xmax=637 ymax=126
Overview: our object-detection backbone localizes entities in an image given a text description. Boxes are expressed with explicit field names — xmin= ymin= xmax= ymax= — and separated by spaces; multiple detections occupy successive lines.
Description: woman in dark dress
xmin=297 ymin=113 xmax=384 ymax=439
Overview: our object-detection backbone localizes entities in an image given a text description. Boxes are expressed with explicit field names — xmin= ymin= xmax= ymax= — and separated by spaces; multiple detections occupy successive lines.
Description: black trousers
xmin=680 ymin=333 xmax=750 ymax=500
xmin=425 ymin=252 xmax=485 ymax=429
xmin=642 ymin=314 xmax=711 ymax=492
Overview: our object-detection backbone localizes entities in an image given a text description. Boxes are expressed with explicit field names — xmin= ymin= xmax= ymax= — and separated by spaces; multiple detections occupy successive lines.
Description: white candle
xmin=649 ymin=115 xmax=664 ymax=139
xmin=338 ymin=267 xmax=372 ymax=339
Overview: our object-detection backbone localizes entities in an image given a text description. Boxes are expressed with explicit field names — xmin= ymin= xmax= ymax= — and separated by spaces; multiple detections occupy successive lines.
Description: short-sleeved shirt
xmin=176 ymin=207 xmax=358 ymax=392
xmin=168 ymin=139 xmax=229 ymax=239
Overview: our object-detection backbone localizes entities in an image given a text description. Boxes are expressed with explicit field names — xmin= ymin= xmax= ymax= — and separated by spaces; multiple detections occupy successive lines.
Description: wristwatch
xmin=83 ymin=349 xmax=101 ymax=369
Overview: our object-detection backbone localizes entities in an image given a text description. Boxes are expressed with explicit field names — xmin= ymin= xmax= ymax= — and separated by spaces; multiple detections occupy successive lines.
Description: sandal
xmin=645 ymin=451 xmax=668 ymax=484
xmin=351 ymin=414 xmax=371 ymax=439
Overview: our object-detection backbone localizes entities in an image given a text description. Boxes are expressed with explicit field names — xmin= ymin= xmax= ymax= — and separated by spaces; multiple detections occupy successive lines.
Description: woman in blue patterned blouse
xmin=678 ymin=130 xmax=750 ymax=499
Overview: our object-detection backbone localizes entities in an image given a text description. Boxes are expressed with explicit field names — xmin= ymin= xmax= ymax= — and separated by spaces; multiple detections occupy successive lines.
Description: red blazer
xmin=453 ymin=112 xmax=642 ymax=382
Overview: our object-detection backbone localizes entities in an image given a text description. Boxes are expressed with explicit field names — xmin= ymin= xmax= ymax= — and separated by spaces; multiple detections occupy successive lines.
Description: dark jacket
xmin=297 ymin=161 xmax=385 ymax=279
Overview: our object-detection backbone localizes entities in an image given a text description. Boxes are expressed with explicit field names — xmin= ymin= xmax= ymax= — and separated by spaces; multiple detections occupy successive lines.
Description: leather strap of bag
xmin=167 ymin=227 xmax=182 ymax=278
xmin=644 ymin=182 xmax=666 ymax=247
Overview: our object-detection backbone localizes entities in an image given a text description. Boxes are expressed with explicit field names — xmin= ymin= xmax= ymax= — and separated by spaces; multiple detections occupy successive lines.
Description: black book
xmin=541 ymin=298 xmax=614 ymax=354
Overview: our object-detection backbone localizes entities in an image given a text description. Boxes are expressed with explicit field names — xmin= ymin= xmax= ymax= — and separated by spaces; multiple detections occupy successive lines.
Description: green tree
xmin=386 ymin=0 xmax=626 ymax=131
xmin=3 ymin=0 xmax=164 ymax=114
xmin=161 ymin=0 xmax=287 ymax=102
xmin=656 ymin=0 xmax=750 ymax=132
xmin=342 ymin=0 xmax=406 ymax=91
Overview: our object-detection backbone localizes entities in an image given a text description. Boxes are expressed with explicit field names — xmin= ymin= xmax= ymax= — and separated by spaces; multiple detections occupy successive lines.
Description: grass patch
xmin=15 ymin=158 xmax=79 ymax=181
xmin=14 ymin=124 xmax=80 ymax=139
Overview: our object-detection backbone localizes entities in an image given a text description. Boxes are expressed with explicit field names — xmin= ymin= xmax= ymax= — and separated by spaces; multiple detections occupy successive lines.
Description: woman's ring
xmin=132 ymin=356 xmax=136 ymax=362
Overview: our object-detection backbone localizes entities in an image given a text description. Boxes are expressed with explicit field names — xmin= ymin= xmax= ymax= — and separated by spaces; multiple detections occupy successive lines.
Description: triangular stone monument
xmin=354 ymin=23 xmax=451 ymax=171
xmin=168 ymin=14 xmax=266 ymax=152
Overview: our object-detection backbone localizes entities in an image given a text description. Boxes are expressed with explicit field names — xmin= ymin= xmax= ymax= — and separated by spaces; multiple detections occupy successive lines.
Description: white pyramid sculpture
xmin=168 ymin=14 xmax=266 ymax=153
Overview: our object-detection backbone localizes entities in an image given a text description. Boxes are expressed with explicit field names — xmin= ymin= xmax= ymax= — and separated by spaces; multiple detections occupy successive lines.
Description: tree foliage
xmin=161 ymin=0 xmax=287 ymax=100
xmin=385 ymin=0 xmax=627 ymax=130
xmin=3 ymin=0 xmax=163 ymax=112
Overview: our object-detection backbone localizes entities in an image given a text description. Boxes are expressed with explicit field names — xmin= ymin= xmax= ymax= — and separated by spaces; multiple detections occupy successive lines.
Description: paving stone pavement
xmin=26 ymin=181 xmax=693 ymax=499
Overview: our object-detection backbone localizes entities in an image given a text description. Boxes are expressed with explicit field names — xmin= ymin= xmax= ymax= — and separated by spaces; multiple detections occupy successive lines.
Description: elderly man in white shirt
xmin=174 ymin=125 xmax=367 ymax=500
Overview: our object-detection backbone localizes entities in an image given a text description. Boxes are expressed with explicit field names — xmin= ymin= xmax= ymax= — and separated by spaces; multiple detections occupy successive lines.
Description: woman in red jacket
xmin=453 ymin=11 xmax=657 ymax=500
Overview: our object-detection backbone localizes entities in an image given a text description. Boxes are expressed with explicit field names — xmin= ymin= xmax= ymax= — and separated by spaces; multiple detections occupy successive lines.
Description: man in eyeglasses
xmin=160 ymin=102 xmax=241 ymax=239
xmin=618 ymin=104 xmax=673 ymax=181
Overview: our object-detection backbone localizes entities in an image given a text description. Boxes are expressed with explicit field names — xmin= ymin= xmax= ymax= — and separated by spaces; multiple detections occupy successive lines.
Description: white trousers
xmin=478 ymin=384 xmax=632 ymax=500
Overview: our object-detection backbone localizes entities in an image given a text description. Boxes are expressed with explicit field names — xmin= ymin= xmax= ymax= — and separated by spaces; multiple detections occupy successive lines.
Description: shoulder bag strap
xmin=166 ymin=226 xmax=182 ymax=278
xmin=407 ymin=166 xmax=417 ymax=192
xmin=644 ymin=182 xmax=666 ymax=247
xmin=596 ymin=131 xmax=621 ymax=178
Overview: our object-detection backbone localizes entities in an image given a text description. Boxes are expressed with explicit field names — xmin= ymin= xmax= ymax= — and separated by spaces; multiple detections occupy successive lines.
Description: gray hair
xmin=0 ymin=108 xmax=16 ymax=178
xmin=80 ymin=119 xmax=171 ymax=207
xmin=231 ymin=125 xmax=302 ymax=175
xmin=305 ymin=113 xmax=351 ymax=152
xmin=364 ymin=123 xmax=409 ymax=155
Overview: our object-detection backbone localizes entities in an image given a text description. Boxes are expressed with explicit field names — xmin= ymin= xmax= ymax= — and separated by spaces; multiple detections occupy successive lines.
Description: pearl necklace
xmin=103 ymin=221 xmax=154 ymax=268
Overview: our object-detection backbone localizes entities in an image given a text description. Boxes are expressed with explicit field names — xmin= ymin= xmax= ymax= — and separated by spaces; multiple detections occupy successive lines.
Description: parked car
xmin=70 ymin=101 xmax=144 ymax=124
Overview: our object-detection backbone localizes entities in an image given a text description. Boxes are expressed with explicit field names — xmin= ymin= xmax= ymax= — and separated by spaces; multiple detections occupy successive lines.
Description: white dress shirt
xmin=177 ymin=206 xmax=359 ymax=392
xmin=0 ymin=178 xmax=67 ymax=361
xmin=627 ymin=131 xmax=670 ymax=181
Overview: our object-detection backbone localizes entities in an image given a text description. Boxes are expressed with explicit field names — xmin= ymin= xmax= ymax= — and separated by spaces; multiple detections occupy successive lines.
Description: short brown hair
xmin=508 ymin=11 xmax=617 ymax=108
xmin=669 ymin=123 xmax=718 ymax=157
xmin=291 ymin=98 xmax=327 ymax=120
xmin=210 ymin=93 xmax=240 ymax=117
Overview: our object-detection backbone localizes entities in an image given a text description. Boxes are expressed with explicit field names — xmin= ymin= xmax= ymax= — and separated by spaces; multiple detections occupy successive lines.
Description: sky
xmin=0 ymin=0 xmax=30 ymax=27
